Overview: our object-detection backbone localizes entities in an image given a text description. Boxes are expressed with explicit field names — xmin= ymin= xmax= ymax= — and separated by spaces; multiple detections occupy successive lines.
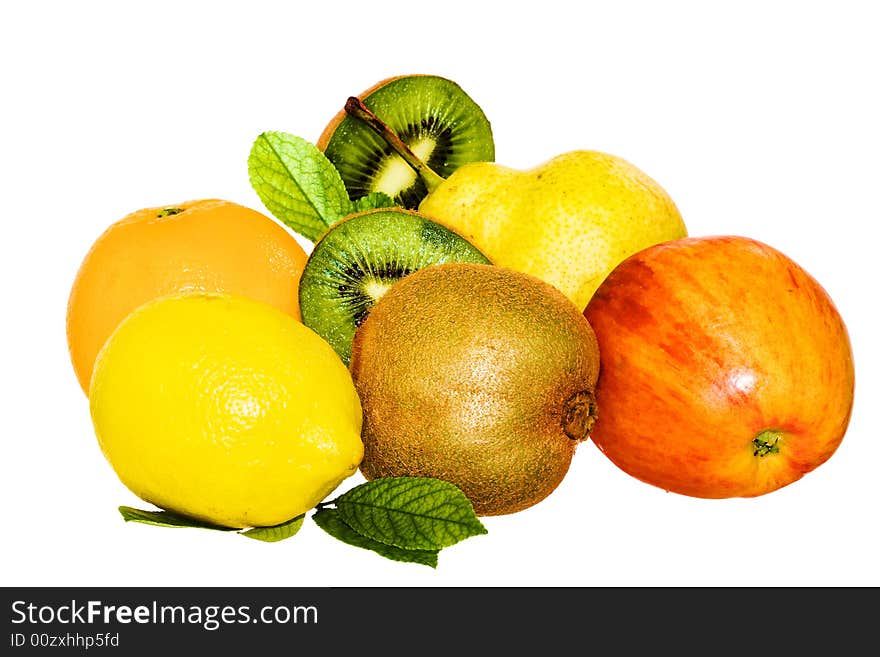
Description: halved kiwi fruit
xmin=299 ymin=208 xmax=491 ymax=365
xmin=317 ymin=75 xmax=495 ymax=209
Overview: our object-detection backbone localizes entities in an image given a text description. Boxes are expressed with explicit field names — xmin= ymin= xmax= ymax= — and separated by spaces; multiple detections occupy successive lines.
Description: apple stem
xmin=343 ymin=96 xmax=447 ymax=193
xmin=752 ymin=430 xmax=783 ymax=457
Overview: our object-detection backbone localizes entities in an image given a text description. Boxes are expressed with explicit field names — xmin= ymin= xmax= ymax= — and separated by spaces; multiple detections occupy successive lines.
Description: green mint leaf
xmin=333 ymin=476 xmax=487 ymax=551
xmin=118 ymin=506 xmax=236 ymax=532
xmin=312 ymin=508 xmax=438 ymax=568
xmin=247 ymin=131 xmax=353 ymax=242
xmin=352 ymin=191 xmax=395 ymax=213
xmin=239 ymin=514 xmax=305 ymax=542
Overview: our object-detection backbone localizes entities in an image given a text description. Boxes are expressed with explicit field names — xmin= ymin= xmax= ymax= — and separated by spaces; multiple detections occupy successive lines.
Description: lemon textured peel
xmin=89 ymin=293 xmax=364 ymax=529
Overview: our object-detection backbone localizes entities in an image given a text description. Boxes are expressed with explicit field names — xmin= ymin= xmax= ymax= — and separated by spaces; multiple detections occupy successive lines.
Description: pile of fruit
xmin=67 ymin=74 xmax=855 ymax=566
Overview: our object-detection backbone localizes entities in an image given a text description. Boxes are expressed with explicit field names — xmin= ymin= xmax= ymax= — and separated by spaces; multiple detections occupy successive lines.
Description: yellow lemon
xmin=89 ymin=293 xmax=363 ymax=529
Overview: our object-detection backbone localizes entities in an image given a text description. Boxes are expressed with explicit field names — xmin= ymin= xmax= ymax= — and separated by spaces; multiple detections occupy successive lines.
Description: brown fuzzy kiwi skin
xmin=316 ymin=74 xmax=429 ymax=150
xmin=349 ymin=263 xmax=601 ymax=516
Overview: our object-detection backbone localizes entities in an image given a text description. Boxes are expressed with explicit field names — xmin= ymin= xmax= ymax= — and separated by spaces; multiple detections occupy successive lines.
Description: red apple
xmin=583 ymin=235 xmax=855 ymax=498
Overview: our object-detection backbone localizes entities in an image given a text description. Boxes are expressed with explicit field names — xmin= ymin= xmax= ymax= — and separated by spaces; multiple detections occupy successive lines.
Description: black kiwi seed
xmin=298 ymin=208 xmax=492 ymax=365
xmin=317 ymin=75 xmax=495 ymax=210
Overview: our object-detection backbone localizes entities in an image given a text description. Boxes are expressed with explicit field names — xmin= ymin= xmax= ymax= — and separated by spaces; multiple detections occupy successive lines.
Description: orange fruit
xmin=67 ymin=199 xmax=308 ymax=395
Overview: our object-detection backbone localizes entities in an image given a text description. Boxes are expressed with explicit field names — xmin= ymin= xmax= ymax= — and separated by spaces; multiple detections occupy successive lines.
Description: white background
xmin=2 ymin=1 xmax=877 ymax=587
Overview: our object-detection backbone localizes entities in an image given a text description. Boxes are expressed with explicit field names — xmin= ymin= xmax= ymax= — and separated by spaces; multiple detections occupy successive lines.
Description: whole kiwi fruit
xmin=349 ymin=262 xmax=600 ymax=516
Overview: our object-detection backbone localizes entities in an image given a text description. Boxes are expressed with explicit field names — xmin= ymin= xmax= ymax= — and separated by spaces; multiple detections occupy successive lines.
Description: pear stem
xmin=343 ymin=96 xmax=446 ymax=193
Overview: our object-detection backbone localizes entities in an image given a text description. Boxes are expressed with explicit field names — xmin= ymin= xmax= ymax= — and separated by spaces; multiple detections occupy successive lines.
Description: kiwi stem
xmin=343 ymin=96 xmax=447 ymax=193
xmin=562 ymin=390 xmax=598 ymax=442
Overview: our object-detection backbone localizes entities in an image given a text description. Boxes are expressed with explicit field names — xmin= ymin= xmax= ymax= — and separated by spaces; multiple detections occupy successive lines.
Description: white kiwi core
xmin=362 ymin=278 xmax=395 ymax=303
xmin=373 ymin=138 xmax=436 ymax=196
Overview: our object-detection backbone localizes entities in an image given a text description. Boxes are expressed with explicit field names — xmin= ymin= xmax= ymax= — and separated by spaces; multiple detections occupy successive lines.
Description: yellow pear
xmin=419 ymin=151 xmax=687 ymax=310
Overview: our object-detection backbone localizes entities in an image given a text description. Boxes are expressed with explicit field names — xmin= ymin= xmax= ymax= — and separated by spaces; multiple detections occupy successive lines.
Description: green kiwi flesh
xmin=298 ymin=208 xmax=491 ymax=365
xmin=321 ymin=75 xmax=495 ymax=209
